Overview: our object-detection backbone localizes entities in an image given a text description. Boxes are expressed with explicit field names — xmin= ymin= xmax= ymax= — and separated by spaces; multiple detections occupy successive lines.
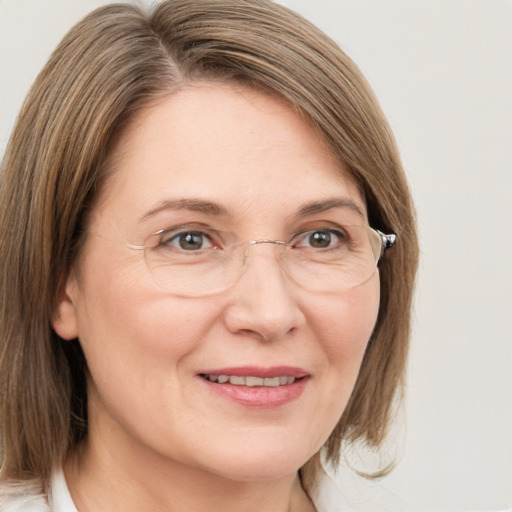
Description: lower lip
xmin=200 ymin=377 xmax=308 ymax=408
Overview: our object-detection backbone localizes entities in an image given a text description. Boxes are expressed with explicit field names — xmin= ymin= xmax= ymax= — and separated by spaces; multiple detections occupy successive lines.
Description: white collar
xmin=49 ymin=469 xmax=78 ymax=512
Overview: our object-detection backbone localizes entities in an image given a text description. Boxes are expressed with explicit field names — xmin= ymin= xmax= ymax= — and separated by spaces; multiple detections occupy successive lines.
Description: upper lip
xmin=198 ymin=366 xmax=310 ymax=378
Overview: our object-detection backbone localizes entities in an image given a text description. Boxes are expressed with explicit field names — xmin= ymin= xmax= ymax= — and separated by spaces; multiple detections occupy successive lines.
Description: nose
xmin=223 ymin=242 xmax=305 ymax=342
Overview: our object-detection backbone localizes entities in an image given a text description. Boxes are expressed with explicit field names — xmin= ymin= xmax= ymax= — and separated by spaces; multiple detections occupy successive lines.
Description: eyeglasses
xmin=93 ymin=224 xmax=396 ymax=297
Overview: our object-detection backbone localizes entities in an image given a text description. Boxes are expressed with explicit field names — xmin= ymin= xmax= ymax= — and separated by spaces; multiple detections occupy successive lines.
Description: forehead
xmin=95 ymin=82 xmax=366 ymax=228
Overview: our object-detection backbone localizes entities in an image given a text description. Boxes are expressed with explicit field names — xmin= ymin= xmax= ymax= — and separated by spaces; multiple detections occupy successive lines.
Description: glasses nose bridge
xmin=241 ymin=238 xmax=288 ymax=267
xmin=248 ymin=239 xmax=287 ymax=247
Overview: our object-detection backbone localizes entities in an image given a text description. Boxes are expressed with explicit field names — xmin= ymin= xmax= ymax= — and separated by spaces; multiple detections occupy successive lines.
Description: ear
xmin=52 ymin=276 xmax=79 ymax=340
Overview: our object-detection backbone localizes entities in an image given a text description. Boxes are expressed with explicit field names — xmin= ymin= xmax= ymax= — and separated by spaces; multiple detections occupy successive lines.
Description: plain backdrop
xmin=1 ymin=1 xmax=511 ymax=510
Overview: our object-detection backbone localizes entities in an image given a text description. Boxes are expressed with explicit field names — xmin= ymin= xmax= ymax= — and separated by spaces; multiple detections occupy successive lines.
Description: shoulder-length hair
xmin=0 ymin=0 xmax=418 ymax=490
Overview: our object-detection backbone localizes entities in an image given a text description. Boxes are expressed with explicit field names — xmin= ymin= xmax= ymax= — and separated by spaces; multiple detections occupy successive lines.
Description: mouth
xmin=197 ymin=367 xmax=310 ymax=408
xmin=199 ymin=374 xmax=301 ymax=387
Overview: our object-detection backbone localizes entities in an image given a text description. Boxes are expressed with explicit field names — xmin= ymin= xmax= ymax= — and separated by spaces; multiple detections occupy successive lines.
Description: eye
xmin=162 ymin=230 xmax=214 ymax=251
xmin=294 ymin=229 xmax=346 ymax=249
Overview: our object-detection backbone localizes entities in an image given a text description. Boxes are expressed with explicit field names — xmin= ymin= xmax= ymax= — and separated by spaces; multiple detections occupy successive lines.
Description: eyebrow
xmin=141 ymin=198 xmax=231 ymax=221
xmin=140 ymin=196 xmax=365 ymax=223
xmin=294 ymin=198 xmax=366 ymax=220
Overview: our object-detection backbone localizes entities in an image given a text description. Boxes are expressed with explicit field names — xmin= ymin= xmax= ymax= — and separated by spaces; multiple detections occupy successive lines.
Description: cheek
xmin=72 ymin=284 xmax=222 ymax=436
xmin=314 ymin=275 xmax=380 ymax=361
xmin=308 ymin=273 xmax=380 ymax=418
xmin=70 ymin=257 xmax=221 ymax=402
xmin=295 ymin=275 xmax=380 ymax=453
xmin=77 ymin=287 xmax=214 ymax=365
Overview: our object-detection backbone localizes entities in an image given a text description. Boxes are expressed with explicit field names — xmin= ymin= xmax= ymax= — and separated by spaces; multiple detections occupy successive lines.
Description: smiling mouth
xmin=200 ymin=374 xmax=302 ymax=387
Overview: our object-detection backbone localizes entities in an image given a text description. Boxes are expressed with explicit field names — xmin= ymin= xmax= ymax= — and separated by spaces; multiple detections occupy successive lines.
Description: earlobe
xmin=52 ymin=279 xmax=79 ymax=340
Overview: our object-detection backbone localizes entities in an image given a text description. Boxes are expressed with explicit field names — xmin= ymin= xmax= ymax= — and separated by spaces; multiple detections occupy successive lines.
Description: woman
xmin=0 ymin=0 xmax=418 ymax=510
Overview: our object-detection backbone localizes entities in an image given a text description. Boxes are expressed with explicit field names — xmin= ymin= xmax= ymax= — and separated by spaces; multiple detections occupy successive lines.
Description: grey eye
xmin=296 ymin=229 xmax=346 ymax=249
xmin=307 ymin=230 xmax=333 ymax=248
xmin=168 ymin=231 xmax=212 ymax=251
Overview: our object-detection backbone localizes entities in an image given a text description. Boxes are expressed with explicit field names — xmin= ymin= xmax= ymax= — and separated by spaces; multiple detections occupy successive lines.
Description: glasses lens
xmin=143 ymin=226 xmax=386 ymax=297
xmin=282 ymin=226 xmax=382 ymax=293
xmin=144 ymin=231 xmax=240 ymax=297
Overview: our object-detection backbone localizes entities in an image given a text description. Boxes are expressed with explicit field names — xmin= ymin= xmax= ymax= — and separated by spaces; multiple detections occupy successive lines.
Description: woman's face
xmin=54 ymin=83 xmax=380 ymax=482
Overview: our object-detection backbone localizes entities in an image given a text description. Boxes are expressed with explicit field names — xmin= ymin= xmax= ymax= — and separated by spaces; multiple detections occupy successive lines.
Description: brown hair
xmin=0 ymin=0 xmax=418 ymax=490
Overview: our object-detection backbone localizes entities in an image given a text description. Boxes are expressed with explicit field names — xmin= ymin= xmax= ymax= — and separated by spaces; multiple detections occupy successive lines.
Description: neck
xmin=64 ymin=436 xmax=315 ymax=512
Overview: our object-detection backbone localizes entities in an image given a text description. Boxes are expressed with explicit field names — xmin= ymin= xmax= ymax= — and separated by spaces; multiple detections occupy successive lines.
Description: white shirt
xmin=49 ymin=470 xmax=77 ymax=512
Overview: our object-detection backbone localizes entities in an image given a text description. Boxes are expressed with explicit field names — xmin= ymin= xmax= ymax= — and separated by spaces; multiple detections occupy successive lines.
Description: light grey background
xmin=1 ymin=1 xmax=511 ymax=510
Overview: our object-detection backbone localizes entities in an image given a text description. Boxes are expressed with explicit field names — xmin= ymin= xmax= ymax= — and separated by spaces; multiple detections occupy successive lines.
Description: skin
xmin=53 ymin=82 xmax=380 ymax=512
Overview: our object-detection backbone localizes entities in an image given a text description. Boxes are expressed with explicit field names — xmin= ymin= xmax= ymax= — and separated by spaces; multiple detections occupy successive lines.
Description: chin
xmin=205 ymin=457 xmax=306 ymax=483
xmin=189 ymin=432 xmax=320 ymax=483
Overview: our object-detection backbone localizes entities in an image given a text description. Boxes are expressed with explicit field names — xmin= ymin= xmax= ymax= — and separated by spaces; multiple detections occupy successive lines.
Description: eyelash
xmin=158 ymin=228 xmax=218 ymax=251
xmin=292 ymin=228 xmax=348 ymax=250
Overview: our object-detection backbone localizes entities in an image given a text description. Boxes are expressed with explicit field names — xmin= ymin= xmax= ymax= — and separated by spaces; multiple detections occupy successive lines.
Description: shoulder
xmin=0 ymin=480 xmax=51 ymax=512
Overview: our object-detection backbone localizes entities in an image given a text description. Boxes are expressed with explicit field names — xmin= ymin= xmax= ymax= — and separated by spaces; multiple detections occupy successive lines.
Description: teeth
xmin=245 ymin=376 xmax=264 ymax=387
xmin=203 ymin=374 xmax=299 ymax=387
xmin=264 ymin=377 xmax=280 ymax=387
